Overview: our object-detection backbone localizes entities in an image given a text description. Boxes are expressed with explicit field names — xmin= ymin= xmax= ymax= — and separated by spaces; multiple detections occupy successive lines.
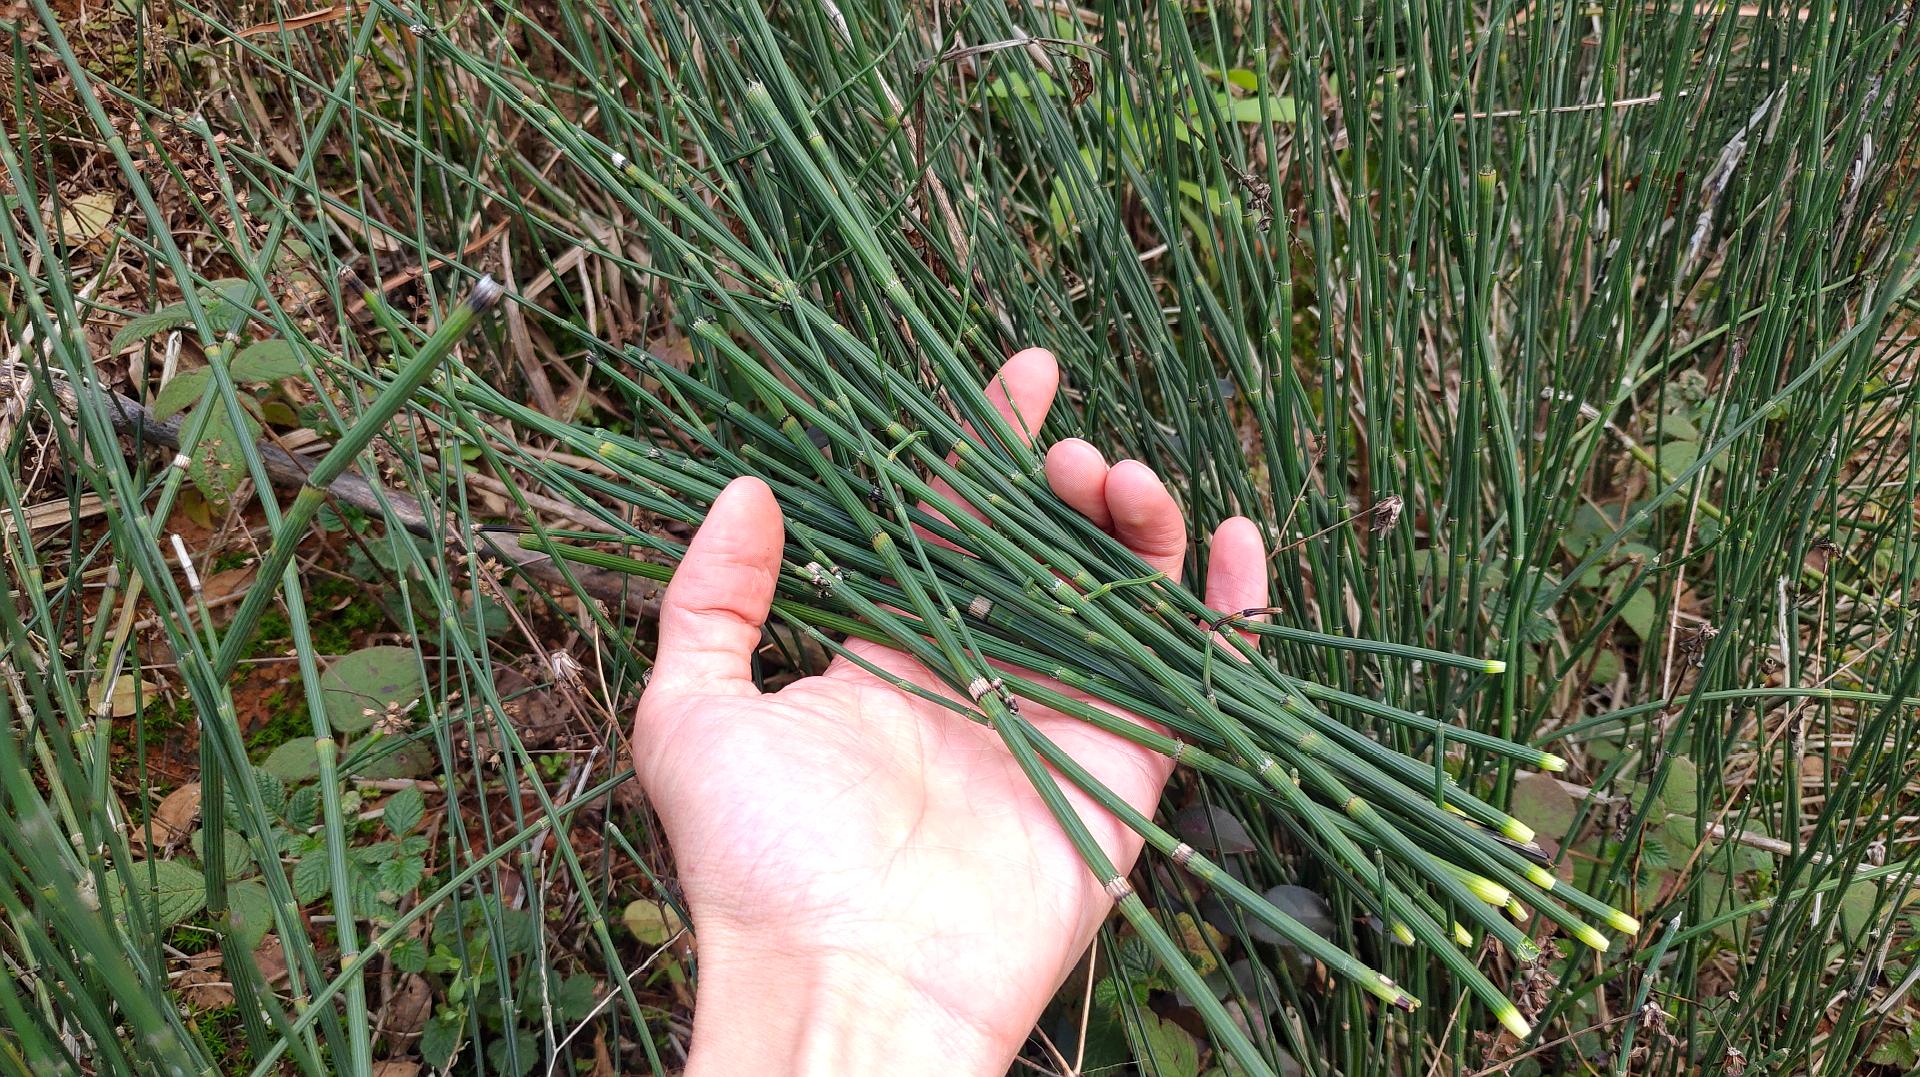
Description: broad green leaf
xmin=349 ymin=739 xmax=433 ymax=780
xmin=622 ymin=900 xmax=684 ymax=945
xmin=321 ymin=646 xmax=424 ymax=734
xmin=226 ymin=880 xmax=274 ymax=950
xmin=1511 ymin=772 xmax=1584 ymax=848
xmin=1223 ymin=92 xmax=1297 ymax=124
xmin=230 ymin=339 xmax=306 ymax=383
xmin=151 ymin=370 xmax=210 ymax=421
xmin=107 ymin=859 xmax=206 ymax=927
xmin=1618 ymin=587 xmax=1658 ymax=641
xmin=555 ymin=972 xmax=599 ymax=1021
xmin=391 ymin=936 xmax=428 ymax=974
xmin=384 ymin=786 xmax=425 ymax=835
xmin=262 ymin=736 xmax=320 ymax=782
xmin=373 ymin=854 xmax=425 ymax=898
xmin=189 ymin=828 xmax=253 ymax=879
xmin=291 ymin=851 xmax=331 ymax=903
xmin=1130 ymin=1012 xmax=1201 ymax=1077
xmin=284 ymin=786 xmax=320 ymax=831
xmin=419 ymin=1012 xmax=464 ymax=1069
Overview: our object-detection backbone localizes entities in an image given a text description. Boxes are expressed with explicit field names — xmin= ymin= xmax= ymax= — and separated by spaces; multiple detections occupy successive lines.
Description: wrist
xmin=684 ymin=929 xmax=1021 ymax=1076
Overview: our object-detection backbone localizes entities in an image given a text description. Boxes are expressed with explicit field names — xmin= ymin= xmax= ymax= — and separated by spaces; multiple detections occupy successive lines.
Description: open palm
xmin=633 ymin=350 xmax=1268 ymax=1073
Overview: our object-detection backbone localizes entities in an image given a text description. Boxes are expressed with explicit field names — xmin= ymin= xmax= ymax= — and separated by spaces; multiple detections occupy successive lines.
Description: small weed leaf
xmin=226 ymin=880 xmax=274 ymax=950
xmin=1130 ymin=1010 xmax=1201 ymax=1077
xmin=110 ymin=279 xmax=258 ymax=353
xmin=348 ymin=739 xmax=434 ymax=780
xmin=106 ymin=859 xmax=206 ymax=928
xmin=151 ymin=369 xmax=211 ymax=421
xmin=621 ymin=900 xmax=684 ymax=946
xmin=554 ymin=972 xmax=598 ymax=1022
xmin=418 ymin=1011 xmax=464 ymax=1069
xmin=322 ymin=646 xmax=424 ymax=734
xmin=291 ymin=849 xmax=331 ymax=903
xmin=284 ymin=786 xmax=320 ymax=831
xmin=373 ymin=853 xmax=426 ymax=899
xmin=384 ymin=786 xmax=425 ymax=835
xmin=229 ymin=339 xmax=307 ymax=382
xmin=263 ymin=736 xmax=321 ymax=782
xmin=1173 ymin=803 xmax=1257 ymax=854
xmin=189 ymin=828 xmax=253 ymax=880
xmin=391 ymin=936 xmax=428 ymax=974
xmin=110 ymin=302 xmax=198 ymax=353
xmin=189 ymin=405 xmax=262 ymax=507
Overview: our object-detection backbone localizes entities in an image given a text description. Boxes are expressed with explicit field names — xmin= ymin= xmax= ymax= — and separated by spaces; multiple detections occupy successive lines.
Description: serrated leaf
xmin=262 ymin=736 xmax=320 ymax=782
xmin=391 ymin=936 xmax=429 ymax=974
xmin=285 ymin=786 xmax=320 ymax=831
xmin=555 ymin=972 xmax=599 ymax=1022
xmin=227 ymin=880 xmax=274 ymax=950
xmin=230 ymin=339 xmax=306 ymax=383
xmin=200 ymin=278 xmax=257 ymax=335
xmin=108 ymin=859 xmax=206 ymax=927
xmin=485 ymin=1024 xmax=538 ymax=1077
xmin=151 ymin=370 xmax=211 ymax=421
xmin=111 ymin=302 xmax=197 ymax=353
xmin=1130 ymin=1011 xmax=1201 ymax=1077
xmin=250 ymin=767 xmax=286 ymax=816
xmin=321 ymin=646 xmax=424 ymax=734
xmin=1654 ymin=757 xmax=1699 ymax=816
xmin=383 ymin=787 xmax=425 ymax=836
xmin=292 ymin=851 xmax=331 ymax=903
xmin=373 ymin=855 xmax=425 ymax=898
xmin=189 ymin=405 xmax=262 ymax=507
xmin=190 ymin=829 xmax=253 ymax=880
xmin=419 ymin=1012 xmax=464 ymax=1069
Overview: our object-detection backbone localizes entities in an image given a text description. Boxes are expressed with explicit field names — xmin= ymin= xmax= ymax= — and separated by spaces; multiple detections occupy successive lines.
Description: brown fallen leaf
xmin=201 ymin=566 xmax=257 ymax=606
xmin=588 ymin=1032 xmax=615 ymax=1077
xmin=381 ymin=974 xmax=433 ymax=1040
xmin=253 ymin=935 xmax=289 ymax=986
xmin=175 ymin=950 xmax=233 ymax=1009
xmin=371 ymin=1062 xmax=420 ymax=1077
xmin=235 ymin=1 xmax=368 ymax=37
xmin=137 ymin=782 xmax=201 ymax=852
xmin=89 ymin=674 xmax=160 ymax=718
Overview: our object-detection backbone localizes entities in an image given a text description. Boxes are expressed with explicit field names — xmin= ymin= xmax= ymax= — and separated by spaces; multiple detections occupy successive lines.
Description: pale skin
xmin=633 ymin=349 xmax=1270 ymax=1074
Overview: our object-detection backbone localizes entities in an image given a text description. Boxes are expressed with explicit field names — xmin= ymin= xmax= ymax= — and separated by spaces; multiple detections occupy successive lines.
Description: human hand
xmin=633 ymin=349 xmax=1270 ymax=1075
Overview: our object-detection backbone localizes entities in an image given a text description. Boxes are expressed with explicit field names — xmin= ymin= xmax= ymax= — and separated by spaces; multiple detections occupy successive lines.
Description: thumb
xmin=648 ymin=477 xmax=784 ymax=698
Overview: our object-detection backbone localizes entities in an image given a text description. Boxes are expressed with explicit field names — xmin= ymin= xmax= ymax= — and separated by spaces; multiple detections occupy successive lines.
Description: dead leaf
xmin=175 ymin=950 xmax=233 ymax=1009
xmin=371 ymin=1061 xmax=420 ymax=1077
xmin=588 ymin=1033 xmax=615 ymax=1077
xmin=381 ymin=975 xmax=432 ymax=1039
xmin=236 ymin=1 xmax=368 ymax=37
xmin=202 ymin=566 xmax=257 ymax=606
xmin=138 ymin=782 xmax=201 ymax=852
xmin=52 ymin=192 xmax=115 ymax=246
xmin=252 ymin=935 xmax=289 ymax=985
xmin=89 ymin=674 xmax=160 ymax=718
